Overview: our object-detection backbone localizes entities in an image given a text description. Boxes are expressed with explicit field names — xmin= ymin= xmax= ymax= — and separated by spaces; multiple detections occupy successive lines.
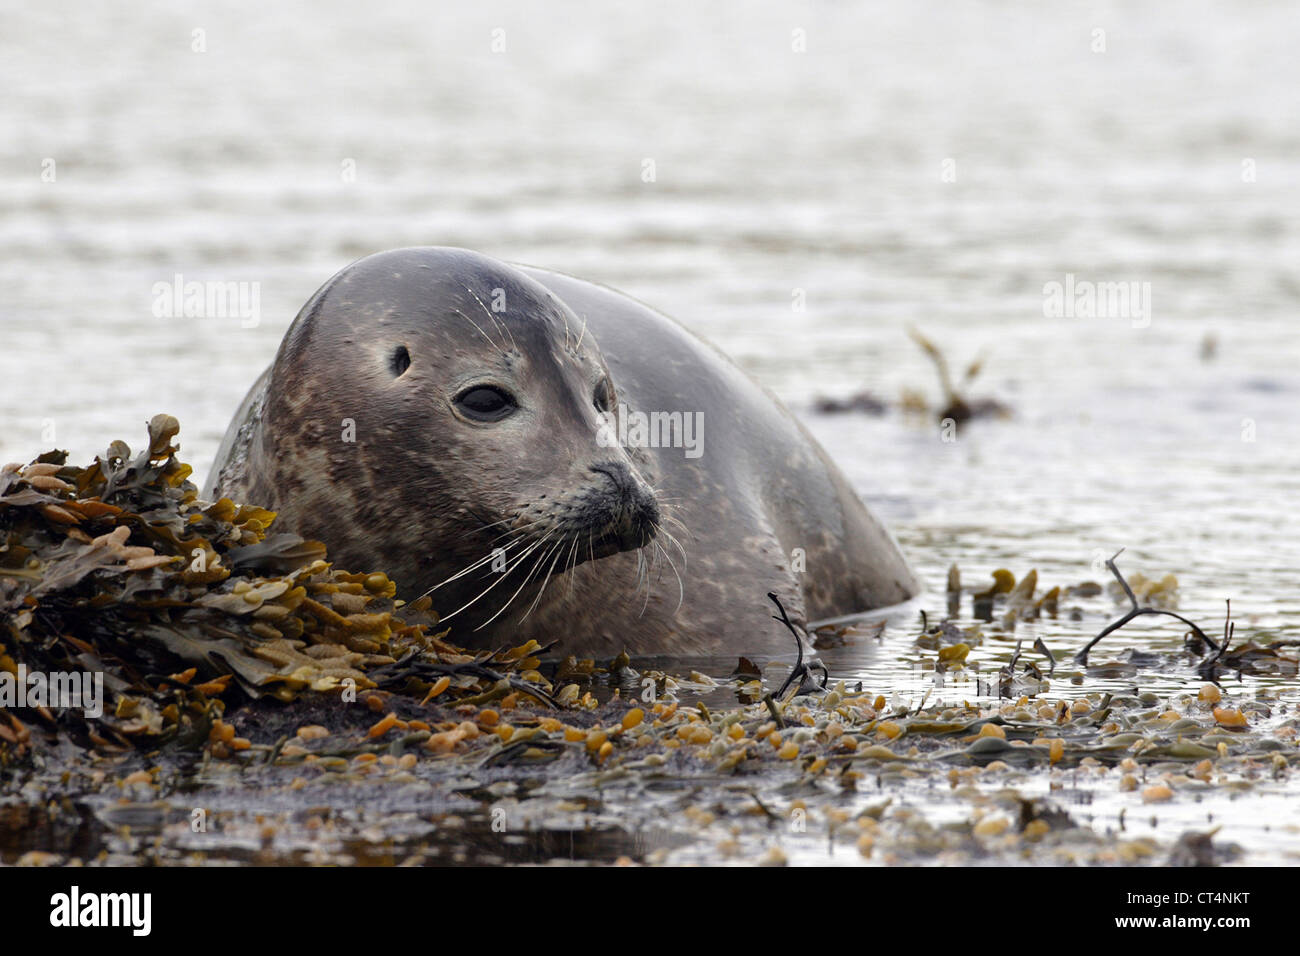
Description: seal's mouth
xmin=577 ymin=461 xmax=660 ymax=563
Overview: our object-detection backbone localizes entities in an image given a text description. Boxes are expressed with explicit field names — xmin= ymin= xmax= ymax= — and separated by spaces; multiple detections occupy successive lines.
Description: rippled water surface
xmin=2 ymin=0 xmax=1299 ymax=864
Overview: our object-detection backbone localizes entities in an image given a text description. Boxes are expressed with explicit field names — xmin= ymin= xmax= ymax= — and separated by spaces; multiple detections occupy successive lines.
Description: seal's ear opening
xmin=391 ymin=346 xmax=411 ymax=377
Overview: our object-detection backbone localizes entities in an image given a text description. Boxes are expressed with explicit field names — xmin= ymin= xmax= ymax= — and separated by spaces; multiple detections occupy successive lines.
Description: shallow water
xmin=2 ymin=0 xmax=1299 ymax=865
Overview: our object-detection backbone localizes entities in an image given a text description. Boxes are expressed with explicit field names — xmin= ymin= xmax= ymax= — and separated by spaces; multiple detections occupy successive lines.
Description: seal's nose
xmin=590 ymin=461 xmax=660 ymax=548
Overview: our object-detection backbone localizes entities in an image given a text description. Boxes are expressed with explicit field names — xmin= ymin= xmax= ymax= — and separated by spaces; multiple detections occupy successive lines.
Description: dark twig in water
xmin=768 ymin=591 xmax=828 ymax=698
xmin=1072 ymin=550 xmax=1218 ymax=665
xmin=1197 ymin=600 xmax=1236 ymax=682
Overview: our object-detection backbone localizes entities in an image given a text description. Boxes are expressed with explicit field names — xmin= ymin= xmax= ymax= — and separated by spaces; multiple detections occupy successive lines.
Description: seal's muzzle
xmin=587 ymin=460 xmax=660 ymax=553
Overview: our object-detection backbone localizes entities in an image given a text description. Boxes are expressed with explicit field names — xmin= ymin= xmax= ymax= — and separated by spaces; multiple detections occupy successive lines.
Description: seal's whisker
xmin=475 ymin=515 xmax=519 ymax=534
xmin=660 ymin=515 xmax=691 ymax=540
xmin=510 ymin=542 xmax=559 ymax=625
xmin=475 ymin=532 xmax=560 ymax=629
xmin=464 ymin=285 xmax=517 ymax=352
xmin=451 ymin=307 xmax=505 ymax=356
xmin=658 ymin=509 xmax=697 ymax=546
xmin=633 ymin=546 xmax=646 ymax=590
xmin=485 ymin=524 xmax=531 ymax=547
xmin=441 ymin=551 xmax=537 ymax=623
xmin=483 ymin=309 xmax=510 ymax=349
xmin=649 ymin=496 xmax=690 ymax=527
xmin=574 ymin=313 xmax=588 ymax=351
xmin=653 ymin=540 xmax=685 ymax=613
xmin=416 ymin=537 xmax=522 ymax=599
xmin=520 ymin=539 xmax=567 ymax=621
xmin=637 ymin=545 xmax=654 ymax=617
xmin=416 ymin=530 xmax=529 ymax=598
xmin=443 ymin=533 xmax=551 ymax=622
xmin=643 ymin=534 xmax=667 ymax=588
xmin=563 ymin=536 xmax=581 ymax=598
xmin=658 ymin=526 xmax=689 ymax=570
xmin=496 ymin=536 xmax=561 ymax=621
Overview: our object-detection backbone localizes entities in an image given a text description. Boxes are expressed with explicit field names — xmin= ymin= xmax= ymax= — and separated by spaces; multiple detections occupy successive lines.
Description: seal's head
xmin=240 ymin=247 xmax=659 ymax=635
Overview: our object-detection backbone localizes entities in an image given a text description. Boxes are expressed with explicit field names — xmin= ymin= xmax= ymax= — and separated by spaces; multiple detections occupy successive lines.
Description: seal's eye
xmin=594 ymin=378 xmax=615 ymax=413
xmin=391 ymin=346 xmax=411 ymax=377
xmin=455 ymin=385 xmax=517 ymax=423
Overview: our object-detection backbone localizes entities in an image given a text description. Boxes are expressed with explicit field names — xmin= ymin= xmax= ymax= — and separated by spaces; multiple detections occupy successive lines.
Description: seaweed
xmin=810 ymin=327 xmax=1011 ymax=422
xmin=904 ymin=326 xmax=1011 ymax=425
xmin=0 ymin=415 xmax=548 ymax=764
xmin=3 ymin=420 xmax=1296 ymax=868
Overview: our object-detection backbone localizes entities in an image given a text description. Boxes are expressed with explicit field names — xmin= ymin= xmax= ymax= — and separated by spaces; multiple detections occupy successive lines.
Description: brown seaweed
xmin=0 ymin=415 xmax=549 ymax=764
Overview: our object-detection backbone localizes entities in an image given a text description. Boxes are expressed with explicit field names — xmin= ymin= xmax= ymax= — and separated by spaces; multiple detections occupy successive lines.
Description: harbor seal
xmin=204 ymin=248 xmax=919 ymax=658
